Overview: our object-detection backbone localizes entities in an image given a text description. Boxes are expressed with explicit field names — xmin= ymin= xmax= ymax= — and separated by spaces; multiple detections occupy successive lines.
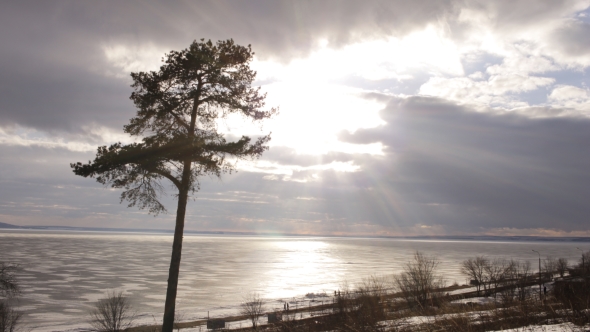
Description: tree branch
xmin=153 ymin=168 xmax=181 ymax=189
xmin=168 ymin=109 xmax=190 ymax=132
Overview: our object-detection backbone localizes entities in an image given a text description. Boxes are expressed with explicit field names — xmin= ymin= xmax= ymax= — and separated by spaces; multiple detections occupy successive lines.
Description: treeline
xmin=460 ymin=253 xmax=588 ymax=301
xmin=270 ymin=250 xmax=590 ymax=331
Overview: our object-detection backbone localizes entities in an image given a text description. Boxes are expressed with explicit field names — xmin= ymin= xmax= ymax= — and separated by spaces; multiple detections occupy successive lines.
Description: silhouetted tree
xmin=240 ymin=293 xmax=265 ymax=330
xmin=354 ymin=276 xmax=388 ymax=328
xmin=578 ymin=251 xmax=590 ymax=276
xmin=514 ymin=261 xmax=533 ymax=302
xmin=89 ymin=291 xmax=136 ymax=332
xmin=393 ymin=251 xmax=444 ymax=309
xmin=485 ymin=258 xmax=510 ymax=299
xmin=0 ymin=301 xmax=21 ymax=332
xmin=543 ymin=256 xmax=558 ymax=279
xmin=460 ymin=256 xmax=489 ymax=296
xmin=0 ymin=263 xmax=21 ymax=332
xmin=499 ymin=260 xmax=518 ymax=304
xmin=72 ymin=39 xmax=276 ymax=332
xmin=556 ymin=258 xmax=568 ymax=278
xmin=0 ymin=263 xmax=18 ymax=299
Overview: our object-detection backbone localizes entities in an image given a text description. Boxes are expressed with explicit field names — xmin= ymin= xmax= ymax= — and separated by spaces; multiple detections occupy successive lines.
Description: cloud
xmin=419 ymin=74 xmax=555 ymax=108
xmin=258 ymin=82 xmax=386 ymax=155
xmin=548 ymin=85 xmax=590 ymax=112
xmin=339 ymin=95 xmax=590 ymax=233
xmin=1 ymin=0 xmax=590 ymax=236
xmin=1 ymin=0 xmax=588 ymax=134
xmin=4 ymin=94 xmax=590 ymax=236
xmin=549 ymin=19 xmax=590 ymax=63
xmin=0 ymin=125 xmax=138 ymax=152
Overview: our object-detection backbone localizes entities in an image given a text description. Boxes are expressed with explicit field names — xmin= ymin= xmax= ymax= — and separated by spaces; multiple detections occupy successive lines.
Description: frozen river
xmin=0 ymin=230 xmax=586 ymax=331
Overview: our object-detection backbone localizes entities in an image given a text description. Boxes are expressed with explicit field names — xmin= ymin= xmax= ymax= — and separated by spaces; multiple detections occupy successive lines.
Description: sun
xmin=247 ymin=25 xmax=462 ymax=157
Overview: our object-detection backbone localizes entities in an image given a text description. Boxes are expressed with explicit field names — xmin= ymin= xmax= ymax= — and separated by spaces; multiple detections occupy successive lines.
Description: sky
xmin=1 ymin=0 xmax=589 ymax=237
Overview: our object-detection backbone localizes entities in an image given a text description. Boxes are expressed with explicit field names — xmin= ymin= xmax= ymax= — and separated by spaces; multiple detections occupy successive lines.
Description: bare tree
xmin=354 ymin=276 xmax=388 ymax=328
xmin=89 ymin=291 xmax=136 ymax=332
xmin=578 ymin=251 xmax=590 ymax=275
xmin=393 ymin=251 xmax=445 ymax=309
xmin=358 ymin=275 xmax=388 ymax=298
xmin=499 ymin=260 xmax=518 ymax=304
xmin=484 ymin=258 xmax=509 ymax=299
xmin=543 ymin=256 xmax=558 ymax=279
xmin=173 ymin=311 xmax=185 ymax=332
xmin=514 ymin=261 xmax=533 ymax=302
xmin=0 ymin=264 xmax=19 ymax=299
xmin=0 ymin=301 xmax=22 ymax=332
xmin=460 ymin=256 xmax=489 ymax=296
xmin=0 ymin=263 xmax=22 ymax=332
xmin=240 ymin=293 xmax=265 ymax=330
xmin=556 ymin=258 xmax=568 ymax=278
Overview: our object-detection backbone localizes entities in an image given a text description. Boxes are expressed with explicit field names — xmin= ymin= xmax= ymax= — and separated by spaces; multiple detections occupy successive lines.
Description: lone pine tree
xmin=71 ymin=39 xmax=276 ymax=332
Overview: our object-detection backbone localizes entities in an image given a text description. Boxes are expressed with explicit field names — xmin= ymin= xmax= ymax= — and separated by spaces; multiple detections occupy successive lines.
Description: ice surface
xmin=1 ymin=230 xmax=584 ymax=331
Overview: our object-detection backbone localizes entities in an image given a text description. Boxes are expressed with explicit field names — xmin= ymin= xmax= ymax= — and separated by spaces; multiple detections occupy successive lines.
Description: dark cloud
xmin=1 ymin=0 xmax=586 ymax=134
xmin=0 ymin=145 xmax=131 ymax=224
xmin=470 ymin=0 xmax=584 ymax=27
xmin=4 ymin=96 xmax=590 ymax=235
xmin=551 ymin=20 xmax=590 ymax=57
xmin=0 ymin=0 xmax=456 ymax=133
xmin=1 ymin=1 xmax=590 ymax=235
xmin=340 ymin=96 xmax=590 ymax=232
xmin=262 ymin=146 xmax=355 ymax=167
xmin=0 ymin=60 xmax=133 ymax=134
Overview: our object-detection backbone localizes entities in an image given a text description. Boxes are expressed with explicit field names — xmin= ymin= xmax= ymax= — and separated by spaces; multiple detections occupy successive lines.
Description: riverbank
xmin=127 ymin=279 xmax=590 ymax=332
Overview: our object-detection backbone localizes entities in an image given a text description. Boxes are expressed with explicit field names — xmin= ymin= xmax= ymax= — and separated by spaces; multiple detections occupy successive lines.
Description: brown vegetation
xmin=240 ymin=293 xmax=265 ymax=330
xmin=0 ymin=301 xmax=21 ymax=332
xmin=89 ymin=291 xmax=136 ymax=332
xmin=0 ymin=262 xmax=22 ymax=332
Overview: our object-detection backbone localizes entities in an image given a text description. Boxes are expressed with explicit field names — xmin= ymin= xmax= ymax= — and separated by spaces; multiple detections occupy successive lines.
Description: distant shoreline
xmin=2 ymin=221 xmax=590 ymax=242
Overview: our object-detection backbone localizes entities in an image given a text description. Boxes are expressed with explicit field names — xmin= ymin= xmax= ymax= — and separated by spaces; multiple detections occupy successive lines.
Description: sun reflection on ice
xmin=262 ymin=240 xmax=342 ymax=300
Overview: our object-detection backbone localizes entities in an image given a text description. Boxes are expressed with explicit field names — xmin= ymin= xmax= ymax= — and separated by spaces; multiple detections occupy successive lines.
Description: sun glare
xmin=254 ymin=25 xmax=462 ymax=83
xmin=101 ymin=28 xmax=463 ymax=160
xmin=263 ymin=240 xmax=340 ymax=299
xmin=248 ymin=25 xmax=463 ymax=157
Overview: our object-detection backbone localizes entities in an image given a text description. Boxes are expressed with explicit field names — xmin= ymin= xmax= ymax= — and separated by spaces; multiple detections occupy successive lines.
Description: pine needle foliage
xmin=71 ymin=39 xmax=276 ymax=332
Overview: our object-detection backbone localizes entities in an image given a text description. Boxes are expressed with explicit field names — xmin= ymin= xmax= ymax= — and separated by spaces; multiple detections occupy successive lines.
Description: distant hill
xmin=0 ymin=222 xmax=23 ymax=229
xmin=1 ymin=222 xmax=590 ymax=242
xmin=0 ymin=222 xmax=228 ymax=235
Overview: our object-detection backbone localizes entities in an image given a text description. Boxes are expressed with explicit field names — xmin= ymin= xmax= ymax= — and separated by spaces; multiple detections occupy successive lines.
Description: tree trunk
xmin=162 ymin=159 xmax=192 ymax=332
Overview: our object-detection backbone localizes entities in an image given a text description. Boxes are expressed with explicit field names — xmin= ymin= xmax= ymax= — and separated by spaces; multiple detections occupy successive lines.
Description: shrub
xmin=461 ymin=256 xmax=489 ymax=296
xmin=0 ymin=262 xmax=22 ymax=332
xmin=240 ymin=293 xmax=265 ymax=330
xmin=0 ymin=264 xmax=19 ymax=299
xmin=393 ymin=251 xmax=445 ymax=309
xmin=556 ymin=258 xmax=568 ymax=278
xmin=0 ymin=301 xmax=21 ymax=332
xmin=89 ymin=291 xmax=135 ymax=332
